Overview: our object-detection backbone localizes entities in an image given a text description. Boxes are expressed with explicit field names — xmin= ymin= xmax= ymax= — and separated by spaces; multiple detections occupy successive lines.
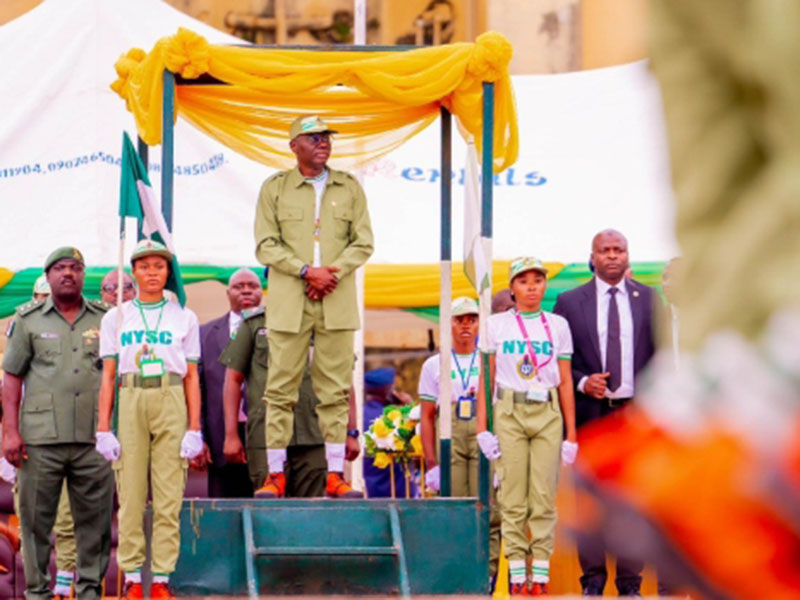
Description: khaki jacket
xmin=254 ymin=167 xmax=374 ymax=333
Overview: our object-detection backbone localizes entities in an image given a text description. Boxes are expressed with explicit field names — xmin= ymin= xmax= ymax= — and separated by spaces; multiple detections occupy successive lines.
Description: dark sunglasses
xmin=302 ymin=132 xmax=332 ymax=145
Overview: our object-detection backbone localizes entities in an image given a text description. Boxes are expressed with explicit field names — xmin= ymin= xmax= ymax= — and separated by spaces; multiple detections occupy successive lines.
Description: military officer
xmin=253 ymin=115 xmax=373 ymax=498
xmin=1 ymin=247 xmax=115 ymax=600
xmin=219 ymin=307 xmax=329 ymax=497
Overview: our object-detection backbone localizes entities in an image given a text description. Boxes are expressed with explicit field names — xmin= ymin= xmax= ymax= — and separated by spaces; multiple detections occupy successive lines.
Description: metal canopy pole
xmin=438 ymin=106 xmax=453 ymax=497
xmin=161 ymin=69 xmax=175 ymax=230
xmin=478 ymin=82 xmax=494 ymax=581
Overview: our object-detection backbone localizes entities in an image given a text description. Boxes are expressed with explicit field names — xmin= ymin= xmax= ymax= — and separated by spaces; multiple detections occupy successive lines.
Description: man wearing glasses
xmin=254 ymin=115 xmax=373 ymax=498
xmin=99 ymin=269 xmax=137 ymax=305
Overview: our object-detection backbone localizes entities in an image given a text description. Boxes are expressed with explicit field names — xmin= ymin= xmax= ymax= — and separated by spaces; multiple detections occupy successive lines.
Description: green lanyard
xmin=136 ymin=299 xmax=166 ymax=341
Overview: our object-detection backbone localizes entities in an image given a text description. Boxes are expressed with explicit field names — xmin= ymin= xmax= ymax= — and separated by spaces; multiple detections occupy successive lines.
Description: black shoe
xmin=582 ymin=586 xmax=604 ymax=596
xmin=618 ymin=587 xmax=642 ymax=597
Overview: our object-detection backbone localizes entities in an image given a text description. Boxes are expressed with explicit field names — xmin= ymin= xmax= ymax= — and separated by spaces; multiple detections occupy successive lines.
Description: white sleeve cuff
xmin=577 ymin=376 xmax=588 ymax=394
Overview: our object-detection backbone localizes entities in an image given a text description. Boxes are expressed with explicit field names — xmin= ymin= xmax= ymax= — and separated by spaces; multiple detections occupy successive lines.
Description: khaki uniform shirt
xmin=218 ymin=307 xmax=324 ymax=447
xmin=2 ymin=296 xmax=109 ymax=445
xmin=254 ymin=166 xmax=374 ymax=333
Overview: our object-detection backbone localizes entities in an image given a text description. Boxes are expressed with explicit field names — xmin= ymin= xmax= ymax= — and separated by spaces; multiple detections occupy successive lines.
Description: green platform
xmin=172 ymin=498 xmax=489 ymax=597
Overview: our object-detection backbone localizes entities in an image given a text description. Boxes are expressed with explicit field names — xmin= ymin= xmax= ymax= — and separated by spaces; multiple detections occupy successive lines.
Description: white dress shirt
xmin=578 ymin=278 xmax=635 ymax=399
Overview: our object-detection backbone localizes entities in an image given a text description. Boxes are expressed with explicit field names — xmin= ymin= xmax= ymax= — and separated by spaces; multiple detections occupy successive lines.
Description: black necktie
xmin=606 ymin=287 xmax=622 ymax=392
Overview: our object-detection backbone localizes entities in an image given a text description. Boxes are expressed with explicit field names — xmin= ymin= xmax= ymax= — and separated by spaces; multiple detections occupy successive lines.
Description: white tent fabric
xmin=0 ymin=0 xmax=678 ymax=272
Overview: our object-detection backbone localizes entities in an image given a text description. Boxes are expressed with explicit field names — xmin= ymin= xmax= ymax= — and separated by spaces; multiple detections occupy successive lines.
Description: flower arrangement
xmin=365 ymin=404 xmax=423 ymax=470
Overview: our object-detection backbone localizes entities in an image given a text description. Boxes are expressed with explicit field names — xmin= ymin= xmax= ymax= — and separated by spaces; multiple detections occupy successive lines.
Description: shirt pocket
xmin=333 ymin=204 xmax=353 ymax=239
xmin=254 ymin=333 xmax=269 ymax=368
xmin=32 ymin=337 xmax=61 ymax=375
xmin=82 ymin=337 xmax=102 ymax=371
xmin=21 ymin=392 xmax=58 ymax=440
xmin=277 ymin=206 xmax=304 ymax=241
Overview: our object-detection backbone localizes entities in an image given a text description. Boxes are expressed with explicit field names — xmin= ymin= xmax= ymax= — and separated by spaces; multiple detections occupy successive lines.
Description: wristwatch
xmin=300 ymin=264 xmax=309 ymax=279
xmin=347 ymin=428 xmax=360 ymax=439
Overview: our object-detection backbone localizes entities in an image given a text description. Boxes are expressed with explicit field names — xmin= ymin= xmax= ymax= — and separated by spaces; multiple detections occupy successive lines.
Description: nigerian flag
xmin=463 ymin=140 xmax=490 ymax=293
xmin=119 ymin=132 xmax=186 ymax=306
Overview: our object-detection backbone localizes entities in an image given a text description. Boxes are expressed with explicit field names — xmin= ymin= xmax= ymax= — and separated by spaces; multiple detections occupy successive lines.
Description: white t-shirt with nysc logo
xmin=418 ymin=351 xmax=481 ymax=404
xmin=487 ymin=309 xmax=573 ymax=392
xmin=99 ymin=298 xmax=201 ymax=377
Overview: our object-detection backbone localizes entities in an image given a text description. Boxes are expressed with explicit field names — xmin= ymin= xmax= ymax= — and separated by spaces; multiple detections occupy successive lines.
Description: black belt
xmin=606 ymin=397 xmax=632 ymax=409
xmin=121 ymin=372 xmax=183 ymax=389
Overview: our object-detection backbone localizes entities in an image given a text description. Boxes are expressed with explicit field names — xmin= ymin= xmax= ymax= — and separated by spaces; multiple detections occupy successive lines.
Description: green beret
xmin=44 ymin=247 xmax=85 ymax=272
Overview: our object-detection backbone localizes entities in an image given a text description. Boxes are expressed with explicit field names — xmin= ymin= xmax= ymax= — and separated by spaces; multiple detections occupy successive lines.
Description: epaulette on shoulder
xmin=243 ymin=306 xmax=266 ymax=321
xmin=16 ymin=299 xmax=44 ymax=317
xmin=88 ymin=299 xmax=112 ymax=312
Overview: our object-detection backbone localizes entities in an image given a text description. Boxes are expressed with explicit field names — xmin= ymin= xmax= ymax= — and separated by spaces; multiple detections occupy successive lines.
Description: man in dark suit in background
xmin=554 ymin=229 xmax=657 ymax=597
xmin=199 ymin=269 xmax=263 ymax=497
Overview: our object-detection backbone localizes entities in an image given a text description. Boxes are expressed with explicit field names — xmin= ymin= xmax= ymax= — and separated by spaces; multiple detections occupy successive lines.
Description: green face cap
xmin=130 ymin=239 xmax=173 ymax=265
xmin=289 ymin=115 xmax=338 ymax=140
xmin=44 ymin=246 xmax=85 ymax=272
xmin=451 ymin=296 xmax=479 ymax=317
xmin=508 ymin=256 xmax=548 ymax=284
xmin=32 ymin=274 xmax=51 ymax=296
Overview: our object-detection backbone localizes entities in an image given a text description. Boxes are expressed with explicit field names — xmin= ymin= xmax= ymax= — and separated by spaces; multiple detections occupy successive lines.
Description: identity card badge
xmin=457 ymin=396 xmax=475 ymax=420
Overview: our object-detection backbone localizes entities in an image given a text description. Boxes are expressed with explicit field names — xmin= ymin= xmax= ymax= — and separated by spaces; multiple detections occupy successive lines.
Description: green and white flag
xmin=120 ymin=132 xmax=186 ymax=306
xmin=463 ymin=140 xmax=490 ymax=293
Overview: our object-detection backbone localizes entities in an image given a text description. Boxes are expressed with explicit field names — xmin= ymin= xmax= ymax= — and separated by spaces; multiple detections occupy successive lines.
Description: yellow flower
xmin=387 ymin=410 xmax=402 ymax=424
xmin=373 ymin=452 xmax=392 ymax=469
xmin=373 ymin=420 xmax=392 ymax=438
xmin=410 ymin=434 xmax=423 ymax=457
xmin=395 ymin=437 xmax=406 ymax=451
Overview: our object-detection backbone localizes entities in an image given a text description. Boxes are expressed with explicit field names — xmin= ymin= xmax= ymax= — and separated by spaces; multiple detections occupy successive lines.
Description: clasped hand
xmin=304 ymin=266 xmax=340 ymax=300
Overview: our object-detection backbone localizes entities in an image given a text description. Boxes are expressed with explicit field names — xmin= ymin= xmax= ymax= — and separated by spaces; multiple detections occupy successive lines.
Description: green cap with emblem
xmin=130 ymin=238 xmax=173 ymax=264
xmin=44 ymin=246 xmax=85 ymax=272
xmin=508 ymin=256 xmax=548 ymax=284
xmin=289 ymin=115 xmax=338 ymax=140
xmin=32 ymin=274 xmax=51 ymax=296
xmin=452 ymin=296 xmax=479 ymax=317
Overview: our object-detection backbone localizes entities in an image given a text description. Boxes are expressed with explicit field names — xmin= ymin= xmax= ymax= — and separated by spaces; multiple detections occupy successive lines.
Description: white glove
xmin=180 ymin=430 xmax=204 ymax=459
xmin=425 ymin=465 xmax=441 ymax=492
xmin=0 ymin=458 xmax=16 ymax=484
xmin=561 ymin=440 xmax=578 ymax=465
xmin=477 ymin=431 xmax=502 ymax=461
xmin=95 ymin=431 xmax=121 ymax=461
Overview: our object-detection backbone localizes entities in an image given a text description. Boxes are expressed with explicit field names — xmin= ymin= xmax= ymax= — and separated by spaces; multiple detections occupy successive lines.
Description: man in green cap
xmin=2 ymin=247 xmax=114 ymax=600
xmin=254 ymin=115 xmax=373 ymax=498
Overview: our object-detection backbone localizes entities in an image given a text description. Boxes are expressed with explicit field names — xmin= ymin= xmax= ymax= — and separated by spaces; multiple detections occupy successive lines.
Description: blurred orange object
xmin=571 ymin=408 xmax=800 ymax=600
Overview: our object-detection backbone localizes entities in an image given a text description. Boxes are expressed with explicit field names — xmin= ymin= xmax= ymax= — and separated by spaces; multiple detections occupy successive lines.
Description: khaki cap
xmin=130 ymin=239 xmax=173 ymax=264
xmin=508 ymin=256 xmax=548 ymax=284
xmin=289 ymin=115 xmax=338 ymax=140
xmin=452 ymin=296 xmax=479 ymax=317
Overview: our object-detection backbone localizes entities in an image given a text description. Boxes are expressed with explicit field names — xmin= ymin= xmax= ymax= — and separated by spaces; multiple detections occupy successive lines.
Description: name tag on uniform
xmin=456 ymin=396 xmax=475 ymax=420
xmin=140 ymin=358 xmax=165 ymax=378
xmin=525 ymin=382 xmax=549 ymax=403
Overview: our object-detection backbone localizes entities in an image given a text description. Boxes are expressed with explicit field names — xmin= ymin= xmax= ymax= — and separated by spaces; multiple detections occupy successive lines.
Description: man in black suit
xmin=199 ymin=269 xmax=263 ymax=497
xmin=554 ymin=229 xmax=656 ymax=596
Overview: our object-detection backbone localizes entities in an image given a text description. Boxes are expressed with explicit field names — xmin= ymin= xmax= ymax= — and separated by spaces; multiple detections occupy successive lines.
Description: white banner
xmin=0 ymin=0 xmax=678 ymax=272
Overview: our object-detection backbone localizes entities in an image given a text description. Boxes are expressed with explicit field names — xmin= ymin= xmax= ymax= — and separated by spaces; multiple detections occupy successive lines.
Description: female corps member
xmin=477 ymin=257 xmax=578 ymax=596
xmin=95 ymin=239 xmax=204 ymax=599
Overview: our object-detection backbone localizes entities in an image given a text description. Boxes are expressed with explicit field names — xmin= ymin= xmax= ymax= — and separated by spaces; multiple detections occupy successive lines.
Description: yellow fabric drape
xmin=112 ymin=29 xmax=518 ymax=172
xmin=361 ymin=261 xmax=565 ymax=308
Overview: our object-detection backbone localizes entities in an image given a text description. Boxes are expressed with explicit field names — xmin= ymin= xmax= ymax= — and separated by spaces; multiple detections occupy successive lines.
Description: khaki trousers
xmin=265 ymin=299 xmax=354 ymax=448
xmin=14 ymin=480 xmax=77 ymax=572
xmin=115 ymin=382 xmax=187 ymax=575
xmin=495 ymin=389 xmax=562 ymax=562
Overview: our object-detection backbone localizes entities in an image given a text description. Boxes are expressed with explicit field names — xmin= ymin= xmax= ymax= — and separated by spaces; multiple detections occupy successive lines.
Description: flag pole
xmin=112 ymin=174 xmax=126 ymax=436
